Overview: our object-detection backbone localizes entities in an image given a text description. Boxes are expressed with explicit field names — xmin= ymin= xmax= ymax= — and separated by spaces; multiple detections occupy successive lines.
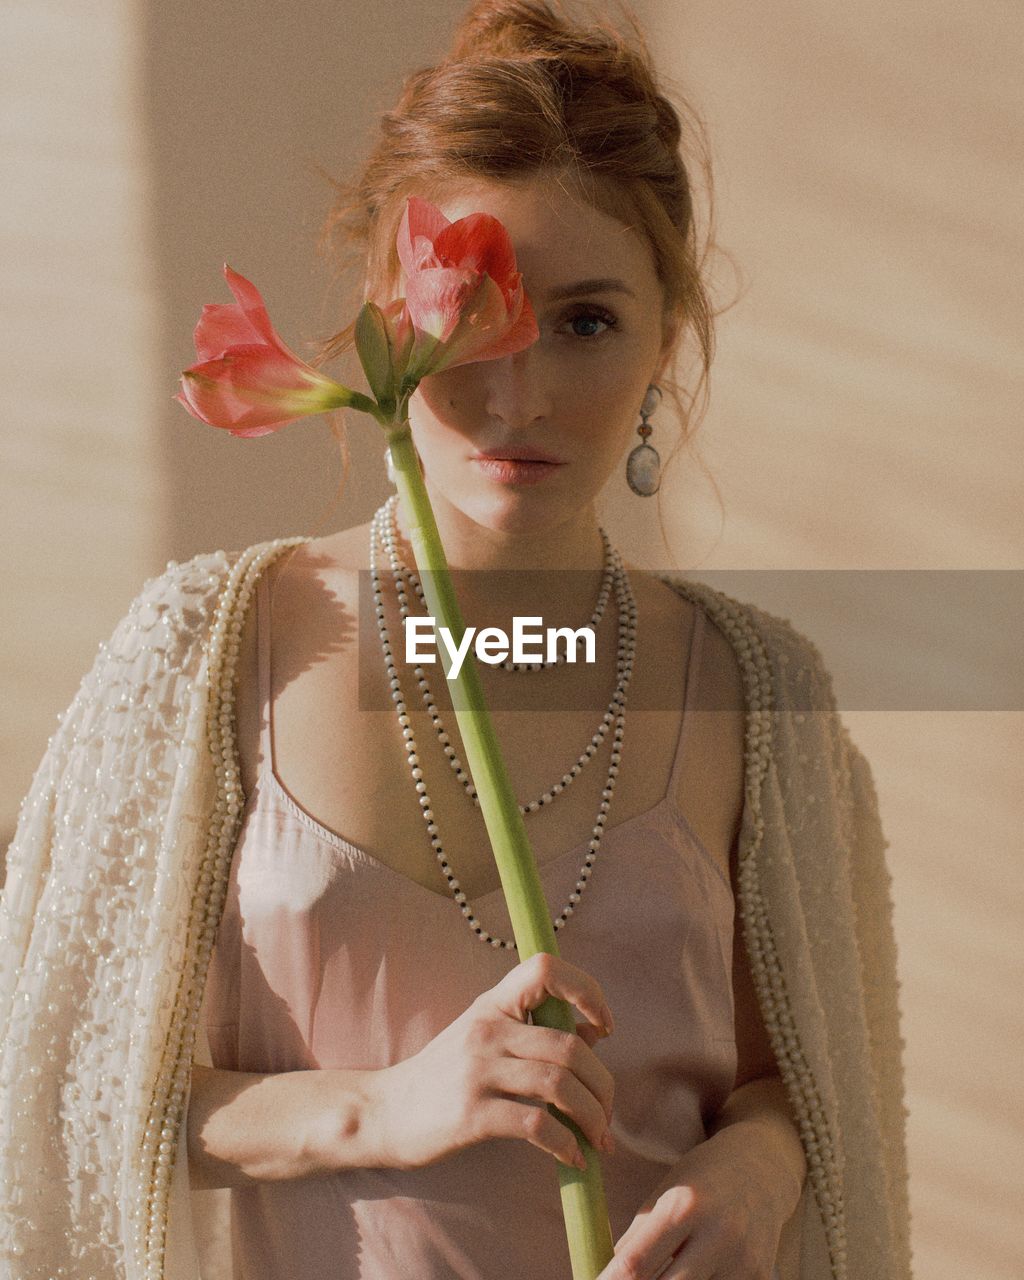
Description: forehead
xmin=425 ymin=172 xmax=660 ymax=294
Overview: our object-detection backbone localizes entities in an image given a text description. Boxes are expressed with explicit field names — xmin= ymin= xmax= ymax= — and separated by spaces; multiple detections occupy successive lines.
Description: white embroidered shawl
xmin=0 ymin=542 xmax=912 ymax=1279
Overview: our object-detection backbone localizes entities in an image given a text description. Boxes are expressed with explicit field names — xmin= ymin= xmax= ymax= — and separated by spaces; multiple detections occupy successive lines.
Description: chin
xmin=453 ymin=484 xmax=577 ymax=540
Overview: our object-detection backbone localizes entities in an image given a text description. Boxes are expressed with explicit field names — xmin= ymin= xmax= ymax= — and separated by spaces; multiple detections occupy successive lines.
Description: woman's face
xmin=403 ymin=171 xmax=673 ymax=542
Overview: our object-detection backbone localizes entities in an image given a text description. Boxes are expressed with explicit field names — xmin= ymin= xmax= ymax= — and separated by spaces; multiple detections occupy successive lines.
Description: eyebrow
xmin=544 ymin=277 xmax=637 ymax=300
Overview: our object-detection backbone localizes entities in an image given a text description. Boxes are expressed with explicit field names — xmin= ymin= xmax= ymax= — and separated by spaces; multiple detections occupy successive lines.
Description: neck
xmin=386 ymin=490 xmax=614 ymax=630
xmin=414 ymin=488 xmax=607 ymax=571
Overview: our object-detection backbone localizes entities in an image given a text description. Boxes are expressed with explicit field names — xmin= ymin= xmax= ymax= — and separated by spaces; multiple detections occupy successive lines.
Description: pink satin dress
xmin=202 ymin=570 xmax=739 ymax=1278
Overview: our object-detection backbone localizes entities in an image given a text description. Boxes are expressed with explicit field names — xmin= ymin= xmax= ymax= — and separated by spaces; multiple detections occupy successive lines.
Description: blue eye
xmin=564 ymin=307 xmax=617 ymax=339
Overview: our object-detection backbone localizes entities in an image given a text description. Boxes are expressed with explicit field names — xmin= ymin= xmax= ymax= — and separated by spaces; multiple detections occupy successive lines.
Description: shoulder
xmin=87 ymin=539 xmax=308 ymax=699
xmin=77 ymin=549 xmax=240 ymax=694
xmin=117 ymin=549 xmax=235 ymax=635
xmin=629 ymin=572 xmax=743 ymax=711
xmin=16 ymin=551 xmax=246 ymax=827
xmin=228 ymin=527 xmax=363 ymax=668
xmin=653 ymin=573 xmax=839 ymax=718
xmin=230 ymin=524 xmax=373 ymax=699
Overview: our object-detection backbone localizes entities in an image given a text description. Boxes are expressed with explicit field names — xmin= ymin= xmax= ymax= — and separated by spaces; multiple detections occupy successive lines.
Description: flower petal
xmin=381 ymin=298 xmax=416 ymax=370
xmin=177 ymin=370 xmax=288 ymax=434
xmin=178 ymin=346 xmax=348 ymax=432
xmin=221 ymin=265 xmax=281 ymax=345
xmin=192 ymin=302 xmax=263 ymax=362
xmin=434 ymin=212 xmax=518 ymax=293
xmin=383 ymin=197 xmax=541 ymax=382
xmin=397 ymin=197 xmax=453 ymax=279
xmin=417 ymin=273 xmax=511 ymax=373
xmin=220 ymin=264 xmax=313 ymax=367
xmin=458 ymin=284 xmax=539 ymax=365
xmin=404 ymin=267 xmax=481 ymax=344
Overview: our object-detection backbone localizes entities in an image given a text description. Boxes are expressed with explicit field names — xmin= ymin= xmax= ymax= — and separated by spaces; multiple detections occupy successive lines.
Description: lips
xmin=472 ymin=449 xmax=566 ymax=486
xmin=473 ymin=445 xmax=567 ymax=465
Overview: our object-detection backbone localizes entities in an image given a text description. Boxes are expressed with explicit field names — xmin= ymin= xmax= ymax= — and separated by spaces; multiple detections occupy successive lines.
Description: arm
xmin=701 ymin=1073 xmax=807 ymax=1220
xmin=186 ymin=1063 xmax=388 ymax=1190
xmin=597 ymin=842 xmax=807 ymax=1280
xmin=702 ymin=858 xmax=807 ymax=1213
xmin=678 ymin=607 xmax=807 ymax=1203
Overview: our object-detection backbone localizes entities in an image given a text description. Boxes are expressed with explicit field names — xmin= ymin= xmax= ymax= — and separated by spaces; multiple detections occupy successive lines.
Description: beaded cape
xmin=0 ymin=542 xmax=912 ymax=1280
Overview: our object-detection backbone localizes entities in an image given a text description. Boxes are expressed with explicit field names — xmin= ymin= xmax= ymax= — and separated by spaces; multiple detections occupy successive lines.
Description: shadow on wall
xmin=141 ymin=2 xmax=469 ymax=560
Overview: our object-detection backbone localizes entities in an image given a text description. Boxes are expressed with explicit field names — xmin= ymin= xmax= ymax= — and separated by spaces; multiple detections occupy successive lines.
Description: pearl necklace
xmin=368 ymin=500 xmax=637 ymax=949
xmin=372 ymin=495 xmax=636 ymax=812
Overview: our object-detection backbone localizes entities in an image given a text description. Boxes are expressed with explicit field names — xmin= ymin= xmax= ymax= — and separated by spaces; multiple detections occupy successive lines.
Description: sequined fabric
xmin=0 ymin=546 xmax=911 ymax=1280
xmin=0 ymin=551 xmax=235 ymax=1278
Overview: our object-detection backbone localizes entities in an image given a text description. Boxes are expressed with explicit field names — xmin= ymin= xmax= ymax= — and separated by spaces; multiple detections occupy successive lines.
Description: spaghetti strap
xmin=667 ymin=604 xmax=706 ymax=796
xmin=254 ymin=567 xmax=275 ymax=777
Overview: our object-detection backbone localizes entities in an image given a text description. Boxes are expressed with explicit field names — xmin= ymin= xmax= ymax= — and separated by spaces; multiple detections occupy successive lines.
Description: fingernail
xmin=600 ymin=1131 xmax=616 ymax=1154
xmin=574 ymin=1148 xmax=588 ymax=1170
xmin=603 ymin=1008 xmax=615 ymax=1034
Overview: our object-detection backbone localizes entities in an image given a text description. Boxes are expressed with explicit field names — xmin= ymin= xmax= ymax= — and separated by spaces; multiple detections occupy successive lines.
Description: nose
xmin=481 ymin=345 xmax=552 ymax=431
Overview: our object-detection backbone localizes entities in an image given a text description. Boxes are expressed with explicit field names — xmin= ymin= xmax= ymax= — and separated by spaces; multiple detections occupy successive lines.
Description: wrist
xmin=708 ymin=1082 xmax=807 ymax=1217
xmin=314 ymin=1066 xmax=395 ymax=1173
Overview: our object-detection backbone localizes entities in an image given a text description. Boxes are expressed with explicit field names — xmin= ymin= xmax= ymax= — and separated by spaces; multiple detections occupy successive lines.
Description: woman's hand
xmin=596 ymin=1119 xmax=803 ymax=1280
xmin=374 ymin=951 xmax=616 ymax=1172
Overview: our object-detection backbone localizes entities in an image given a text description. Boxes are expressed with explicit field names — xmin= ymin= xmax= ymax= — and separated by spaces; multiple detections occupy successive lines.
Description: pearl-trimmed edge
xmin=657 ymin=572 xmax=848 ymax=1280
xmin=142 ymin=538 xmax=307 ymax=1278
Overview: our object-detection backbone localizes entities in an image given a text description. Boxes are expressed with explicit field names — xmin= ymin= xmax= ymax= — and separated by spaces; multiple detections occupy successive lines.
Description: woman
xmin=0 ymin=2 xmax=910 ymax=1278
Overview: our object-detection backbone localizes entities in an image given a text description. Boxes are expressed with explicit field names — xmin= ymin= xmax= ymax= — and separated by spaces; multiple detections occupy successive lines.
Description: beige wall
xmin=1 ymin=0 xmax=162 ymax=828
xmin=2 ymin=1 xmax=1021 ymax=1277
xmin=631 ymin=3 xmax=1022 ymax=1278
xmin=2 ymin=0 xmax=464 ymax=832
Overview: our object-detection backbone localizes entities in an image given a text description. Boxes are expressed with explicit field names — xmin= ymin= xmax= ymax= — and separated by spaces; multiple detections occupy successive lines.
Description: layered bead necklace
xmin=369 ymin=495 xmax=637 ymax=950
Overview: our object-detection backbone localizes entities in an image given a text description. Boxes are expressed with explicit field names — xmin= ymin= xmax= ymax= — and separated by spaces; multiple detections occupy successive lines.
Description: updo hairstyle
xmin=318 ymin=0 xmax=718 ymax=462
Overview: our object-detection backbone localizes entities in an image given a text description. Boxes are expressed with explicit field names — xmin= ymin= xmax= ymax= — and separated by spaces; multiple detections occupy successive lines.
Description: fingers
xmin=485 ymin=1053 xmax=614 ymax=1156
xmin=574 ymin=1018 xmax=609 ymax=1050
xmin=483 ymin=1096 xmax=592 ymax=1170
xmin=503 ymin=1020 xmax=615 ymax=1125
xmin=460 ymin=953 xmax=618 ymax=1172
xmin=599 ymin=1194 xmax=671 ymax=1280
xmin=491 ymin=952 xmax=614 ymax=1038
xmin=600 ymin=1218 xmax=690 ymax=1280
xmin=654 ymin=1233 xmax=719 ymax=1280
xmin=599 ymin=1187 xmax=723 ymax=1280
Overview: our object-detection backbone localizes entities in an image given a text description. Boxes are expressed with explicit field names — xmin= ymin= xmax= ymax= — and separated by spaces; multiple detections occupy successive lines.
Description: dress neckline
xmin=253 ymin=763 xmax=729 ymax=900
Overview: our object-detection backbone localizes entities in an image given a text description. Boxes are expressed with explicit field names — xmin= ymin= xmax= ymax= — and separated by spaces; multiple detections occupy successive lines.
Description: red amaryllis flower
xmin=175 ymin=266 xmax=369 ymax=436
xmin=394 ymin=196 xmax=539 ymax=381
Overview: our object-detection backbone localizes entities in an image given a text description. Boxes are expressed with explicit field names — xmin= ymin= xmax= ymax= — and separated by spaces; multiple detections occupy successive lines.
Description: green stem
xmin=385 ymin=422 xmax=614 ymax=1279
xmin=332 ymin=385 xmax=387 ymax=420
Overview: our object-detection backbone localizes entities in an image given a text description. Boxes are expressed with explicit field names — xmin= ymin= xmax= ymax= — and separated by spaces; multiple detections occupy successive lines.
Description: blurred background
xmin=2 ymin=0 xmax=1021 ymax=1275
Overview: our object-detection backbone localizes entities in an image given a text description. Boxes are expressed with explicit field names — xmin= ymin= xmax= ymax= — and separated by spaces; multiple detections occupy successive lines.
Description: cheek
xmin=407 ymin=379 xmax=480 ymax=486
xmin=582 ymin=333 xmax=660 ymax=409
xmin=413 ymin=366 xmax=480 ymax=426
xmin=588 ymin=378 xmax=646 ymax=446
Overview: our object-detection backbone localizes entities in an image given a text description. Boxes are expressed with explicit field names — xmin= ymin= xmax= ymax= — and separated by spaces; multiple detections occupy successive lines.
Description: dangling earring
xmin=626 ymin=383 xmax=662 ymax=496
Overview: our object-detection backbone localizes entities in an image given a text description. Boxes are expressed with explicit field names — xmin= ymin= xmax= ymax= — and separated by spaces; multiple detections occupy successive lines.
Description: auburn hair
xmin=317 ymin=0 xmax=719 ymax=469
